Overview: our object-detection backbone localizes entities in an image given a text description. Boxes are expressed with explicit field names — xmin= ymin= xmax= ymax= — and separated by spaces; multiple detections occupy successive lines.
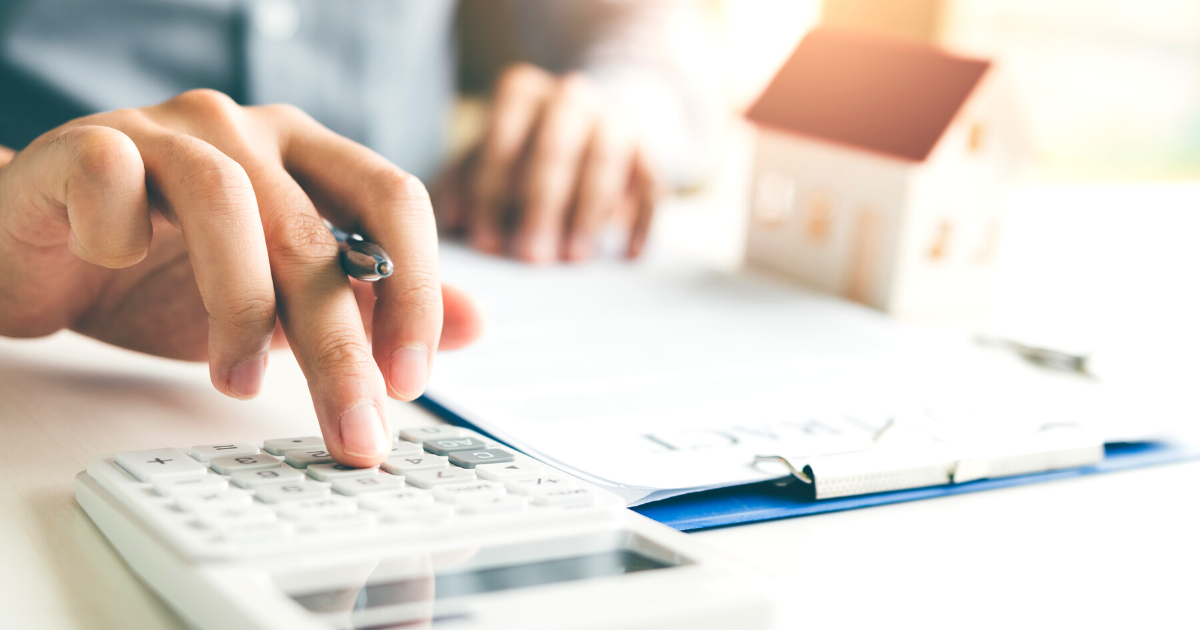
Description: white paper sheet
xmin=427 ymin=245 xmax=1164 ymax=505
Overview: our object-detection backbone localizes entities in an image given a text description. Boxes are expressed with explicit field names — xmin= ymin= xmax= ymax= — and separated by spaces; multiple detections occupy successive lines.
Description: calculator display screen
xmin=290 ymin=549 xmax=671 ymax=619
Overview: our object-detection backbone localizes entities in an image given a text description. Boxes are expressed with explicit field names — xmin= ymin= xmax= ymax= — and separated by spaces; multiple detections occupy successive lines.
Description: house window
xmin=753 ymin=171 xmax=795 ymax=227
xmin=928 ymin=219 xmax=952 ymax=261
xmin=804 ymin=190 xmax=833 ymax=242
xmin=968 ymin=121 xmax=986 ymax=153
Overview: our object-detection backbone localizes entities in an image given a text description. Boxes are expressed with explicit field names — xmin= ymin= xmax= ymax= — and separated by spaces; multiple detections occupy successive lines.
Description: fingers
xmin=469 ymin=64 xmax=553 ymax=255
xmin=129 ymin=125 xmax=278 ymax=400
xmin=627 ymin=150 xmax=658 ymax=259
xmin=565 ymin=120 xmax=634 ymax=261
xmin=269 ymin=106 xmax=461 ymax=411
xmin=34 ymin=126 xmax=152 ymax=268
xmin=514 ymin=74 xmax=596 ymax=263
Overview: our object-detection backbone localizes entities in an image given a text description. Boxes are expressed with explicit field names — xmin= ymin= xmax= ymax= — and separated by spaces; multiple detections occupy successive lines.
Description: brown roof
xmin=746 ymin=28 xmax=990 ymax=162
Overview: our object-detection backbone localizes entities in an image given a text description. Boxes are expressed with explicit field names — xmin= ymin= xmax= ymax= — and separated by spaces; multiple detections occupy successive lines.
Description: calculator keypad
xmin=91 ymin=426 xmax=612 ymax=560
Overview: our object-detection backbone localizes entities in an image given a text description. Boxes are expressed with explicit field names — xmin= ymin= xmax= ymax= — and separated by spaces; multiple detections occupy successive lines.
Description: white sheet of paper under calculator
xmin=423 ymin=245 xmax=1162 ymax=506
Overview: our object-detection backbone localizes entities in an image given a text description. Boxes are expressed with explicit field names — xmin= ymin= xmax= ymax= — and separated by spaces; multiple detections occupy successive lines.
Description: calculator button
xmin=332 ymin=474 xmax=407 ymax=496
xmin=423 ymin=437 xmax=489 ymax=456
xmin=529 ymin=487 xmax=597 ymax=507
xmin=229 ymin=466 xmax=305 ymax=488
xmin=504 ymin=474 xmax=575 ymax=495
xmin=455 ymin=495 xmax=528 ymax=515
xmin=397 ymin=426 xmax=466 ymax=444
xmin=275 ymin=496 xmax=357 ymax=520
xmin=358 ymin=488 xmax=435 ymax=510
xmin=379 ymin=454 xmax=448 ymax=475
xmin=404 ymin=467 xmax=476 ymax=488
xmin=210 ymin=453 xmax=281 ymax=475
xmin=197 ymin=505 xmax=277 ymax=530
xmin=216 ymin=521 xmax=294 ymax=544
xmin=177 ymin=489 xmax=253 ymax=512
xmin=116 ymin=448 xmax=208 ymax=482
xmin=283 ymin=449 xmax=335 ymax=469
xmin=262 ymin=437 xmax=324 ymax=456
xmin=296 ymin=512 xmax=377 ymax=533
xmin=390 ymin=439 xmax=424 ymax=456
xmin=475 ymin=461 xmax=542 ymax=481
xmin=255 ymin=481 xmax=331 ymax=503
xmin=188 ymin=443 xmax=258 ymax=462
xmin=371 ymin=503 xmax=452 ymax=524
xmin=448 ymin=448 xmax=515 ymax=469
xmin=305 ymin=463 xmax=378 ymax=482
xmin=153 ymin=474 xmax=229 ymax=496
xmin=432 ymin=481 xmax=505 ymax=504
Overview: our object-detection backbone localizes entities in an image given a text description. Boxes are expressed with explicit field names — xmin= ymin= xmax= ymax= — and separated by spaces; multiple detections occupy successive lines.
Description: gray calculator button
xmin=153 ymin=474 xmax=229 ymax=496
xmin=456 ymin=495 xmax=528 ymax=515
xmin=210 ymin=453 xmax=281 ymax=475
xmin=305 ymin=463 xmax=377 ymax=482
xmin=229 ymin=466 xmax=305 ymax=488
xmin=475 ymin=461 xmax=542 ymax=481
xmin=379 ymin=454 xmax=448 ymax=475
xmin=448 ymin=448 xmax=515 ymax=469
xmin=530 ymin=487 xmax=597 ymax=506
xmin=332 ymin=474 xmax=407 ymax=496
xmin=262 ymin=436 xmax=324 ymax=456
xmin=177 ymin=489 xmax=253 ymax=512
xmin=432 ymin=481 xmax=505 ymax=503
xmin=391 ymin=439 xmax=423 ymax=456
xmin=283 ymin=449 xmax=335 ymax=469
xmin=255 ymin=481 xmax=331 ymax=503
xmin=405 ymin=467 xmax=476 ymax=488
xmin=397 ymin=426 xmax=466 ymax=444
xmin=116 ymin=448 xmax=208 ymax=482
xmin=423 ymin=437 xmax=489 ymax=456
xmin=188 ymin=443 xmax=258 ymax=462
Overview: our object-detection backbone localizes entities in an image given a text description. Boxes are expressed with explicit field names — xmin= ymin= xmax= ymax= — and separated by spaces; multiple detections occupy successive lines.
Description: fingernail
xmin=339 ymin=403 xmax=390 ymax=458
xmin=389 ymin=344 xmax=429 ymax=400
xmin=228 ymin=354 xmax=266 ymax=399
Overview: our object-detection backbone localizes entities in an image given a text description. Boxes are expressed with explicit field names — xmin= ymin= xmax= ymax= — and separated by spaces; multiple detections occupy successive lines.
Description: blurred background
xmin=718 ymin=0 xmax=1200 ymax=181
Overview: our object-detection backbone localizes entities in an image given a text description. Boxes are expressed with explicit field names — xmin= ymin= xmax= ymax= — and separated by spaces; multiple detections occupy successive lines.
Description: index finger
xmin=263 ymin=106 xmax=449 ymax=403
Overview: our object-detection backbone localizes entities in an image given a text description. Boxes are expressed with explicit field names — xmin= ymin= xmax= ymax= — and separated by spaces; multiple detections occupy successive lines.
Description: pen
xmin=325 ymin=221 xmax=394 ymax=282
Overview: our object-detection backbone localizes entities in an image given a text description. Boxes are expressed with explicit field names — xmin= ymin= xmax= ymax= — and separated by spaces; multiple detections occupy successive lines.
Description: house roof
xmin=746 ymin=28 xmax=991 ymax=162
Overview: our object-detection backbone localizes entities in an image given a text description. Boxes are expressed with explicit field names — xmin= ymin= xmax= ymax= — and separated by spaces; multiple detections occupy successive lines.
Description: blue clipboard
xmin=418 ymin=397 xmax=1198 ymax=532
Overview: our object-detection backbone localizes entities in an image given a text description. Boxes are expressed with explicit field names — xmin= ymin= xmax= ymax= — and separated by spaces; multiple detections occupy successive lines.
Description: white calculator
xmin=76 ymin=424 xmax=771 ymax=630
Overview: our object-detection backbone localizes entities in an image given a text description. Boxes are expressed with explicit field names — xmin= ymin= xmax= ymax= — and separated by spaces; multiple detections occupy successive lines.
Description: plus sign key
xmin=115 ymin=448 xmax=208 ymax=482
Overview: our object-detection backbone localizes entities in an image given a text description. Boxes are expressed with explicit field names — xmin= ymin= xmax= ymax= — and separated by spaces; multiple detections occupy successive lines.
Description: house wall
xmin=746 ymin=128 xmax=912 ymax=309
xmin=890 ymin=72 xmax=1024 ymax=318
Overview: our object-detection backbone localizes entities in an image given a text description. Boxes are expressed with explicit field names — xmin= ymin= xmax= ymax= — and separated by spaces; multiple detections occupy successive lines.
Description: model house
xmin=744 ymin=28 xmax=1025 ymax=318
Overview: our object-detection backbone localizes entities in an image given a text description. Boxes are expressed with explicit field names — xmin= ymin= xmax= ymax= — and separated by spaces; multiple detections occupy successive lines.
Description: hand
xmin=0 ymin=90 xmax=483 ymax=466
xmin=435 ymin=64 xmax=658 ymax=263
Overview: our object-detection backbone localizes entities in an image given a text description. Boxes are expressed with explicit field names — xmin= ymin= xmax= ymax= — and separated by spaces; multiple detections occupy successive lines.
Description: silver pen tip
xmin=376 ymin=261 xmax=393 ymax=277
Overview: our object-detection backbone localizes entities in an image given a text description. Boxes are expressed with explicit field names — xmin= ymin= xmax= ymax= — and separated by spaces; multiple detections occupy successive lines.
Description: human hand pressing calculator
xmin=76 ymin=424 xmax=771 ymax=630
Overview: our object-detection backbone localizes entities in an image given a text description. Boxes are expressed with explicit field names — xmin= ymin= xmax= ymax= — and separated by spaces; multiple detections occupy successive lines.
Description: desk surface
xmin=4 ymin=163 xmax=1200 ymax=628
xmin=2 ymin=333 xmax=1198 ymax=630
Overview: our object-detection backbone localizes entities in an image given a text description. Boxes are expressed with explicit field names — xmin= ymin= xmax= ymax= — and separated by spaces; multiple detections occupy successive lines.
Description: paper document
xmin=427 ymin=245 xmax=1161 ymax=505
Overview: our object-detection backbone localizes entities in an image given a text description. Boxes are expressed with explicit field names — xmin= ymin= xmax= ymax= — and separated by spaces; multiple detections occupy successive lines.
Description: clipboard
xmin=633 ymin=441 xmax=1200 ymax=530
xmin=417 ymin=397 xmax=1198 ymax=531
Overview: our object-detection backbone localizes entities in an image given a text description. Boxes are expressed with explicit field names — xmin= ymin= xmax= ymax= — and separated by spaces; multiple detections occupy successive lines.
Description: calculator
xmin=75 ymin=424 xmax=771 ymax=630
